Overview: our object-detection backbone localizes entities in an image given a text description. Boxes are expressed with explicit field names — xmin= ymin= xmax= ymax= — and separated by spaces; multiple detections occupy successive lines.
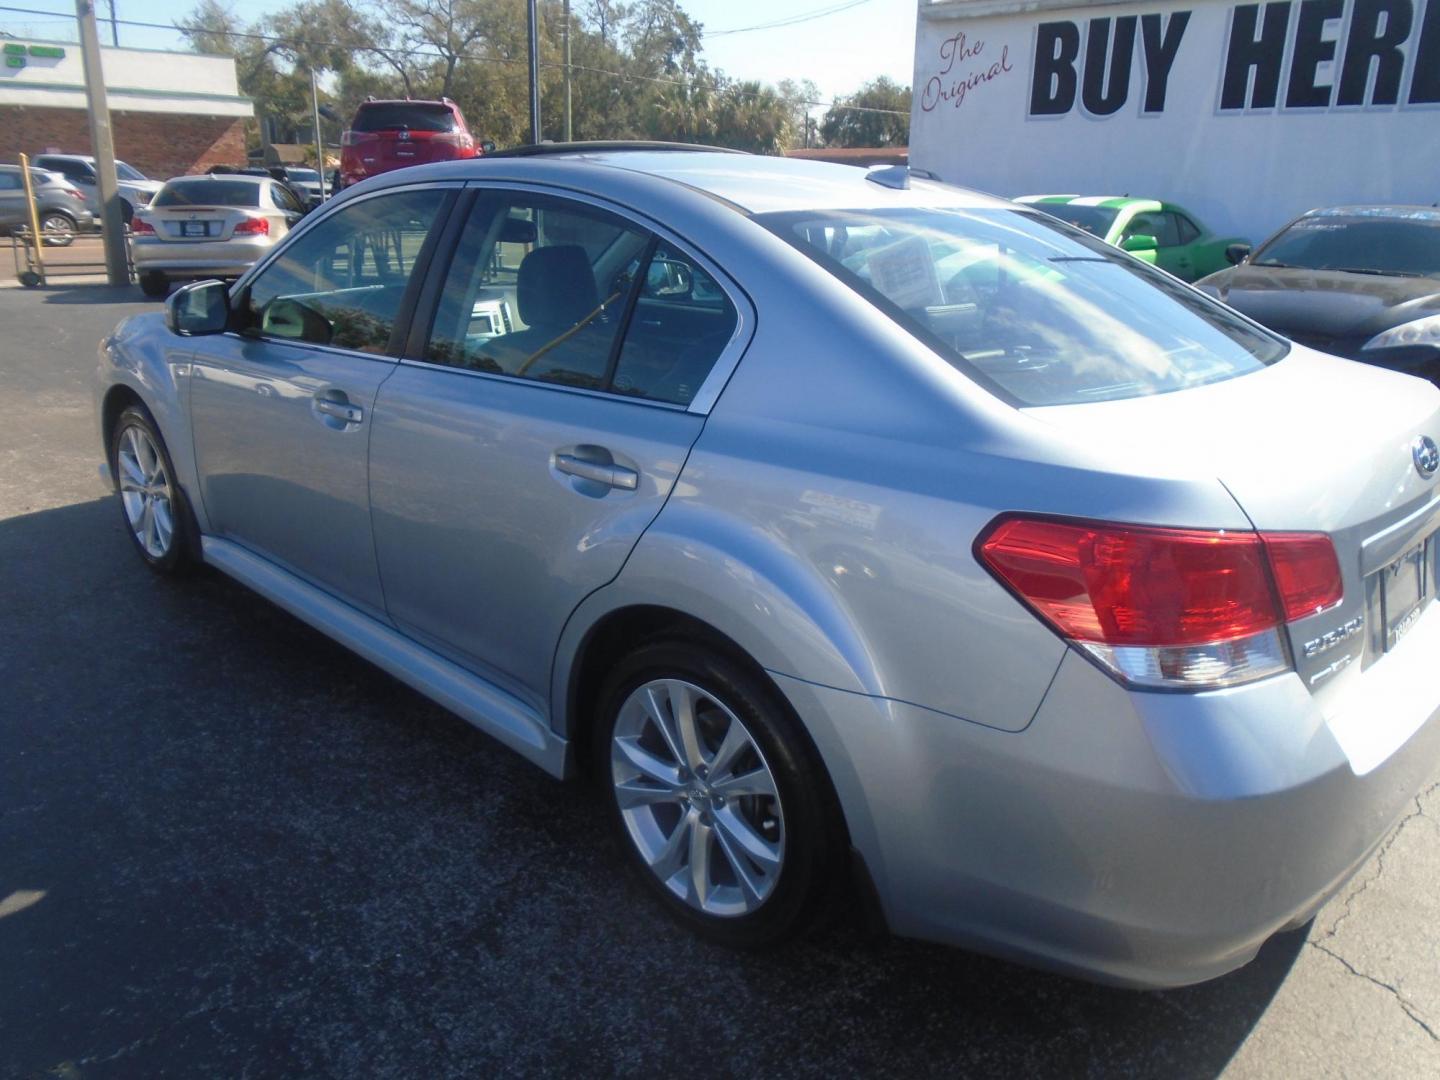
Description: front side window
xmin=243 ymin=187 xmax=447 ymax=352
xmin=425 ymin=194 xmax=649 ymax=390
xmin=761 ymin=206 xmax=1287 ymax=407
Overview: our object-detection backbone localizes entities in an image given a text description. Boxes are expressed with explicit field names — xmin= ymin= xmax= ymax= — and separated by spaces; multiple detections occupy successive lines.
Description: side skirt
xmin=201 ymin=536 xmax=570 ymax=778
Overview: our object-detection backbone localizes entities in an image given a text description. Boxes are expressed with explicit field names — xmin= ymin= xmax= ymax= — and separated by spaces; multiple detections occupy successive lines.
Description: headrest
xmin=516 ymin=245 xmax=601 ymax=328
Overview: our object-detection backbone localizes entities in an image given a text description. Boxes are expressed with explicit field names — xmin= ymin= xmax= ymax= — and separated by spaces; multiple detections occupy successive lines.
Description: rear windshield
xmin=1253 ymin=213 xmax=1440 ymax=278
xmin=760 ymin=207 xmax=1287 ymax=407
xmin=154 ymin=180 xmax=260 ymax=208
xmin=286 ymin=169 xmax=320 ymax=182
xmin=351 ymin=102 xmax=456 ymax=133
xmin=1028 ymin=203 xmax=1118 ymax=238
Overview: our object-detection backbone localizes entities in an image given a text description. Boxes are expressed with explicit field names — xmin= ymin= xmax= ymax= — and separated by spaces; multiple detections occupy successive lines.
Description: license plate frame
xmin=181 ymin=220 xmax=208 ymax=238
xmin=1382 ymin=538 xmax=1430 ymax=650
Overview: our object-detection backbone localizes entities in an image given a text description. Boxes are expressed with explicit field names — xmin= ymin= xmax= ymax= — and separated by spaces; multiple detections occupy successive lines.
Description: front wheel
xmin=595 ymin=640 xmax=841 ymax=947
xmin=139 ymin=271 xmax=168 ymax=298
xmin=110 ymin=405 xmax=195 ymax=574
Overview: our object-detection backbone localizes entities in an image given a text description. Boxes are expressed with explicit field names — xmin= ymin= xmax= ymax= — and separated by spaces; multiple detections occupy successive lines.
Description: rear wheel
xmin=110 ymin=405 xmax=195 ymax=574
xmin=139 ymin=271 xmax=169 ymax=298
xmin=595 ymin=640 xmax=840 ymax=946
xmin=40 ymin=212 xmax=77 ymax=247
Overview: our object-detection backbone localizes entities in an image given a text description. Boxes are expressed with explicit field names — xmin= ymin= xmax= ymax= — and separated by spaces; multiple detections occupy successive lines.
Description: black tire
xmin=594 ymin=638 xmax=842 ymax=947
xmin=40 ymin=212 xmax=77 ymax=247
xmin=139 ymin=271 xmax=169 ymax=298
xmin=109 ymin=404 xmax=197 ymax=575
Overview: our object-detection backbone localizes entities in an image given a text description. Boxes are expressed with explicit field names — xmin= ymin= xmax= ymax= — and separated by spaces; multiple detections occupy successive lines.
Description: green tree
xmin=819 ymin=76 xmax=911 ymax=148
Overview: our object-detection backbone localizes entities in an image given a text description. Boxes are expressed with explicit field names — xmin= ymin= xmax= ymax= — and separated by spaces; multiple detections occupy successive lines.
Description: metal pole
xmin=562 ymin=0 xmax=572 ymax=142
xmin=76 ymin=0 xmax=129 ymax=285
xmin=526 ymin=0 xmax=540 ymax=144
xmin=311 ymin=68 xmax=326 ymax=202
xmin=18 ymin=153 xmax=46 ymax=284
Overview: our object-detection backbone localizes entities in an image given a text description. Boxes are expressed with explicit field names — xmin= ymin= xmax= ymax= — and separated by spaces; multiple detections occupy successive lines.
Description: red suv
xmin=339 ymin=98 xmax=485 ymax=189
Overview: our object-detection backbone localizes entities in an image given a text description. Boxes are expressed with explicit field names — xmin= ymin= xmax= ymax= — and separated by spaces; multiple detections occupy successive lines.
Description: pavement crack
xmin=1309 ymin=940 xmax=1439 ymax=1042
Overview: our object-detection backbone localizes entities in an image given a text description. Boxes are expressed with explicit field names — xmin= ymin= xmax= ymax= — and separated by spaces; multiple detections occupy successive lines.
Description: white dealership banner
xmin=909 ymin=0 xmax=1440 ymax=241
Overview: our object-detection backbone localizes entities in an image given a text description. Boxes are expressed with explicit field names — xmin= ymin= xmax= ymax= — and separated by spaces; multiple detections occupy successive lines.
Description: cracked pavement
xmin=3 ymin=287 xmax=1439 ymax=1077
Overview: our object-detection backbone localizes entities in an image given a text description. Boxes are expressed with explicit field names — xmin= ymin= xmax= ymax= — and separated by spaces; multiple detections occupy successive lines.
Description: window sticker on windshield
xmin=866 ymin=234 xmax=944 ymax=310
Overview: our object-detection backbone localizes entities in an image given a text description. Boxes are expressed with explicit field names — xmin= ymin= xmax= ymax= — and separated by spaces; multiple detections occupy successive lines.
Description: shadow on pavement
xmin=1 ymin=499 xmax=1302 ymax=1077
xmin=35 ymin=284 xmax=157 ymax=305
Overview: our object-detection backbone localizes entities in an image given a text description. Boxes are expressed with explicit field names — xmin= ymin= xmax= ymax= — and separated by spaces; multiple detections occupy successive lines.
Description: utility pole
xmin=526 ymin=0 xmax=540 ymax=144
xmin=76 ymin=0 xmax=128 ymax=285
xmin=310 ymin=68 xmax=326 ymax=200
xmin=562 ymin=0 xmax=572 ymax=142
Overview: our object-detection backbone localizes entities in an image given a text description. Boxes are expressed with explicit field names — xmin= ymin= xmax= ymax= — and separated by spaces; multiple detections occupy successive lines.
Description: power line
xmin=0 ymin=3 xmax=909 ymax=116
xmin=704 ymin=0 xmax=875 ymax=37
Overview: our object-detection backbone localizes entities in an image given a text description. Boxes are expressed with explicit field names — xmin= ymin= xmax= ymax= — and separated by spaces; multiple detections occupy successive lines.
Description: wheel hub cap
xmin=116 ymin=425 xmax=174 ymax=559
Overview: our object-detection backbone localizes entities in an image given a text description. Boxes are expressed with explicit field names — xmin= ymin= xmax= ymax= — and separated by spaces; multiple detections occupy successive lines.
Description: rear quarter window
xmin=154 ymin=180 xmax=260 ymax=208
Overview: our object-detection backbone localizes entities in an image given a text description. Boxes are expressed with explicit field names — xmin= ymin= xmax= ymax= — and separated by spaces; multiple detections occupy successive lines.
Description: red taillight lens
xmin=67 ymin=188 xmax=86 ymax=201
xmin=977 ymin=516 xmax=1342 ymax=689
xmin=130 ymin=218 xmax=155 ymax=235
xmin=1263 ymin=532 xmax=1343 ymax=621
xmin=232 ymin=216 xmax=269 ymax=236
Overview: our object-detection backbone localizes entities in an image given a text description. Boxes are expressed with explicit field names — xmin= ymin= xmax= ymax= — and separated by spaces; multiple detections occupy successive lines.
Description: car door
xmin=187 ymin=183 xmax=456 ymax=617
xmin=368 ymin=188 xmax=749 ymax=709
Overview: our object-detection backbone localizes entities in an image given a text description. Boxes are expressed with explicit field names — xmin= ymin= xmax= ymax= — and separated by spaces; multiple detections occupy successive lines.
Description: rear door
xmin=187 ymin=184 xmax=455 ymax=615
xmin=368 ymin=187 xmax=749 ymax=708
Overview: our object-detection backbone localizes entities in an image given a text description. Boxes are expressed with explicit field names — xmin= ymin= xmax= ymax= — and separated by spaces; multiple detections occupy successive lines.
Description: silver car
xmin=132 ymin=175 xmax=308 ymax=297
xmin=0 ymin=164 xmax=95 ymax=245
xmin=94 ymin=149 xmax=1440 ymax=988
xmin=31 ymin=153 xmax=163 ymax=224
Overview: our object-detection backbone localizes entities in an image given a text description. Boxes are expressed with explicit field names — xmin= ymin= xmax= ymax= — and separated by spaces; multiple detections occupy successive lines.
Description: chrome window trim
xmin=401 ymin=178 xmax=755 ymax=417
xmin=220 ymin=180 xmax=465 ymax=364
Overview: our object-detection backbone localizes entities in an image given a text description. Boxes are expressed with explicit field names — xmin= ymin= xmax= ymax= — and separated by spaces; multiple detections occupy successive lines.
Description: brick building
xmin=0 ymin=39 xmax=253 ymax=179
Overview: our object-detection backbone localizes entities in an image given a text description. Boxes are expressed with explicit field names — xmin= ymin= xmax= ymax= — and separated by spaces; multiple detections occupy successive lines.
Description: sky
xmin=0 ymin=0 xmax=919 ymax=102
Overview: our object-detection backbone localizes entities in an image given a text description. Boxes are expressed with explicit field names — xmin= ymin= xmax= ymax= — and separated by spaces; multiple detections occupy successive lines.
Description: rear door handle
xmin=314 ymin=397 xmax=363 ymax=424
xmin=555 ymin=453 xmax=638 ymax=491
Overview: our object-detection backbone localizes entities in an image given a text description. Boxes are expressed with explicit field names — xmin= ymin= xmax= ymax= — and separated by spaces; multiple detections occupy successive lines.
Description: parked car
xmin=0 ymin=163 xmax=94 ymax=245
xmin=1016 ymin=195 xmax=1248 ymax=282
xmin=32 ymin=153 xmax=162 ymax=226
xmin=339 ymin=97 xmax=485 ymax=189
xmin=97 ymin=148 xmax=1440 ymax=989
xmin=272 ymin=166 xmax=326 ymax=208
xmin=131 ymin=174 xmax=308 ymax=297
xmin=1196 ymin=206 xmax=1440 ymax=383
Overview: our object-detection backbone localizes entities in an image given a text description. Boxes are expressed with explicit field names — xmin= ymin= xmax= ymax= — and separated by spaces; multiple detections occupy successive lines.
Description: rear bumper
xmin=131 ymin=237 xmax=270 ymax=277
xmin=773 ymin=602 xmax=1440 ymax=988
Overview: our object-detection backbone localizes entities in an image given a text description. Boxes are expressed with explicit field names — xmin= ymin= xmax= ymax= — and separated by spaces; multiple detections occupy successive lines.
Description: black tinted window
xmin=245 ymin=188 xmax=445 ymax=352
xmin=155 ymin=180 xmax=260 ymax=208
xmin=426 ymin=194 xmax=649 ymax=391
xmin=351 ymin=103 xmax=456 ymax=133
xmin=1253 ymin=213 xmax=1440 ymax=277
xmin=610 ymin=242 xmax=738 ymax=405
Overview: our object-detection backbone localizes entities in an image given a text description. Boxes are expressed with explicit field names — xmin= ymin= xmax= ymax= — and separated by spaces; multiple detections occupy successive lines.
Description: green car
xmin=1016 ymin=195 xmax=1249 ymax=282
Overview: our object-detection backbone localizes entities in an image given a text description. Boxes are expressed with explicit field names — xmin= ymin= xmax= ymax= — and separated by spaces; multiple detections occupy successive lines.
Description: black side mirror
xmin=165 ymin=279 xmax=230 ymax=336
xmin=1225 ymin=243 xmax=1252 ymax=265
xmin=480 ymin=140 xmax=497 ymax=154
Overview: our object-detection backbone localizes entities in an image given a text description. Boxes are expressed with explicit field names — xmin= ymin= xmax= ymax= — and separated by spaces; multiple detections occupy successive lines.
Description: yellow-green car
xmin=1016 ymin=195 xmax=1249 ymax=282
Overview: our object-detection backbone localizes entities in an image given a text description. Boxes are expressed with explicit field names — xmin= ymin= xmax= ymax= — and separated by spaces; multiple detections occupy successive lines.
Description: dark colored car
xmin=1197 ymin=207 xmax=1440 ymax=383
xmin=339 ymin=98 xmax=484 ymax=189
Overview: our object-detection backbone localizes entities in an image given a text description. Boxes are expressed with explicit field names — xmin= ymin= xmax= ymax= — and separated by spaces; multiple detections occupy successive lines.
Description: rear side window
xmin=761 ymin=206 xmax=1287 ymax=407
xmin=0 ymin=171 xmax=19 ymax=191
xmin=351 ymin=103 xmax=456 ymax=133
xmin=154 ymin=180 xmax=260 ymax=208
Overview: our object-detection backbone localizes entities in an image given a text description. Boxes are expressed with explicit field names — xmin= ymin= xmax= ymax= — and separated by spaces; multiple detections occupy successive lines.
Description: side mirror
xmin=480 ymin=140 xmax=497 ymax=154
xmin=645 ymin=258 xmax=693 ymax=298
xmin=1225 ymin=242 xmax=1252 ymax=265
xmin=1121 ymin=234 xmax=1159 ymax=253
xmin=498 ymin=217 xmax=537 ymax=244
xmin=261 ymin=296 xmax=333 ymax=344
xmin=165 ymin=279 xmax=230 ymax=336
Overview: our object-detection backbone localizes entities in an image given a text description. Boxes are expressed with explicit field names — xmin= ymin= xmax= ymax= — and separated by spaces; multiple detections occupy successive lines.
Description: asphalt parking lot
xmin=2 ymin=281 xmax=1438 ymax=1078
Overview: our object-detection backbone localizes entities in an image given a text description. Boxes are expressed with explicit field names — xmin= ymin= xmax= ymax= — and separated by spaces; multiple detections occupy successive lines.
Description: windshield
xmin=154 ymin=179 xmax=260 ymax=208
xmin=114 ymin=160 xmax=147 ymax=182
xmin=1026 ymin=203 xmax=1119 ymax=238
xmin=351 ymin=103 xmax=456 ymax=133
xmin=1253 ymin=212 xmax=1440 ymax=278
xmin=760 ymin=207 xmax=1287 ymax=407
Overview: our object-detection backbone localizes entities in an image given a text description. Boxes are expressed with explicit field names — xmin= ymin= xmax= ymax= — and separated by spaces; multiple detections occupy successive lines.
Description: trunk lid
xmin=1026 ymin=346 xmax=1440 ymax=703
xmin=143 ymin=205 xmax=262 ymax=242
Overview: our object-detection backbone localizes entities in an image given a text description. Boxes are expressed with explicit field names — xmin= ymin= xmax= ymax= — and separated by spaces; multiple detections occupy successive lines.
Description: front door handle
xmin=314 ymin=396 xmax=363 ymax=424
xmin=555 ymin=453 xmax=638 ymax=491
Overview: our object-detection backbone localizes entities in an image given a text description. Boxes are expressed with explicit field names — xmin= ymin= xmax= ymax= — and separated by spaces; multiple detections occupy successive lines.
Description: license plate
xmin=1383 ymin=540 xmax=1429 ymax=649
xmin=181 ymin=221 xmax=208 ymax=237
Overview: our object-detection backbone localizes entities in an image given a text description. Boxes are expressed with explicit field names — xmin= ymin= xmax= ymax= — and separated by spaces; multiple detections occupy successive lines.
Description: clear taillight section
xmin=976 ymin=516 xmax=1342 ymax=689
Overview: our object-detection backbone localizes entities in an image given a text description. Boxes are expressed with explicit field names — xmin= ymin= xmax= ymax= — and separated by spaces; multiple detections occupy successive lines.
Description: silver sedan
xmin=94 ymin=148 xmax=1440 ymax=987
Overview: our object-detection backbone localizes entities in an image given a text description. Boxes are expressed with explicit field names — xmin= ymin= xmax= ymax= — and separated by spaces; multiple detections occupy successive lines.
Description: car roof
xmin=1017 ymin=195 xmax=1163 ymax=212
xmin=34 ymin=153 xmax=94 ymax=163
xmin=1304 ymin=205 xmax=1440 ymax=221
xmin=379 ymin=150 xmax=1017 ymax=215
xmin=165 ymin=173 xmax=267 ymax=185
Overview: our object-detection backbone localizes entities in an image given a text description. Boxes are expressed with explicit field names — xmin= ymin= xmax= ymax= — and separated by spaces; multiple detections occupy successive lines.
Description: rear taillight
xmin=66 ymin=188 xmax=86 ymax=201
xmin=232 ymin=216 xmax=269 ymax=236
xmin=976 ymin=516 xmax=1342 ymax=689
xmin=130 ymin=218 xmax=155 ymax=235
xmin=341 ymin=130 xmax=375 ymax=147
xmin=433 ymin=131 xmax=473 ymax=148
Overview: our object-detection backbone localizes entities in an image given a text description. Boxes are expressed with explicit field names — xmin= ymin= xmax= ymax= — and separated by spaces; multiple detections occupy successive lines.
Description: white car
xmin=132 ymin=175 xmax=309 ymax=297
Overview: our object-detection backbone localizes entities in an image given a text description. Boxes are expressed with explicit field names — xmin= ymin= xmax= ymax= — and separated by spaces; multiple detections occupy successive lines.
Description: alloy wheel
xmin=116 ymin=424 xmax=175 ymax=559
xmin=610 ymin=678 xmax=785 ymax=917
